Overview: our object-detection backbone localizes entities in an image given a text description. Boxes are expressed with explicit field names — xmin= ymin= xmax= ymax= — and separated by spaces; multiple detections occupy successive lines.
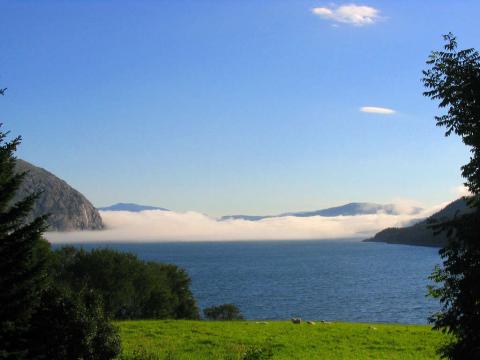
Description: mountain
xmin=14 ymin=159 xmax=103 ymax=231
xmin=220 ymin=215 xmax=268 ymax=221
xmin=220 ymin=202 xmax=420 ymax=221
xmin=363 ymin=198 xmax=472 ymax=247
xmin=98 ymin=203 xmax=169 ymax=212
xmin=280 ymin=202 xmax=422 ymax=217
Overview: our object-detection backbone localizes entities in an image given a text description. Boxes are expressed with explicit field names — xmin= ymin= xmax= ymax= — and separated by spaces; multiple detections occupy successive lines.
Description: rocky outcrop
xmin=14 ymin=159 xmax=103 ymax=231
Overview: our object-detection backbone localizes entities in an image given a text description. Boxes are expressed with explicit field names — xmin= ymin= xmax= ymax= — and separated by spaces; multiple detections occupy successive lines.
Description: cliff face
xmin=364 ymin=198 xmax=472 ymax=247
xmin=14 ymin=159 xmax=103 ymax=231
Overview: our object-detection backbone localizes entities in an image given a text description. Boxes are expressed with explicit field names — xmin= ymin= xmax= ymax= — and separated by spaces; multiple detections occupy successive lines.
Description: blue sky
xmin=0 ymin=1 xmax=477 ymax=216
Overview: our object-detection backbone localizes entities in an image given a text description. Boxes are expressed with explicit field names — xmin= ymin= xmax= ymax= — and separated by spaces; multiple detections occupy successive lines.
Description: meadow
xmin=116 ymin=320 xmax=449 ymax=359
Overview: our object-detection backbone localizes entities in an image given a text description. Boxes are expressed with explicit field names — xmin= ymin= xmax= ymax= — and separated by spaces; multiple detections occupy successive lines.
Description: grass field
xmin=116 ymin=320 xmax=449 ymax=359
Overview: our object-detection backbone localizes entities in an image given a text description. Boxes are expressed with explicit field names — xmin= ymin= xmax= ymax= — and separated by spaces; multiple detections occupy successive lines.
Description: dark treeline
xmin=49 ymin=246 xmax=200 ymax=320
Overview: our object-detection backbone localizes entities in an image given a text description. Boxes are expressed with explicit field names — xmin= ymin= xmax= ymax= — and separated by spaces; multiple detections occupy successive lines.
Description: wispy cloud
xmin=360 ymin=106 xmax=396 ymax=115
xmin=46 ymin=201 xmax=444 ymax=243
xmin=312 ymin=4 xmax=382 ymax=26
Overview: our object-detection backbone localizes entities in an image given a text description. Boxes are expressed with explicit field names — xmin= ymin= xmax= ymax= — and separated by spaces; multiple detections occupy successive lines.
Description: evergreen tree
xmin=0 ymin=88 xmax=120 ymax=359
xmin=423 ymin=33 xmax=480 ymax=359
xmin=0 ymin=122 xmax=50 ymax=358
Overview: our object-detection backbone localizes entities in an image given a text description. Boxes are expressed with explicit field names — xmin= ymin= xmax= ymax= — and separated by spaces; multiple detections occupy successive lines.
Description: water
xmin=54 ymin=240 xmax=441 ymax=324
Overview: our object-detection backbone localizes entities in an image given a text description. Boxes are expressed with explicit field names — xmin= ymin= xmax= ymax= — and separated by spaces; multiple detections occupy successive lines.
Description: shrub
xmin=27 ymin=286 xmax=121 ymax=359
xmin=203 ymin=304 xmax=244 ymax=320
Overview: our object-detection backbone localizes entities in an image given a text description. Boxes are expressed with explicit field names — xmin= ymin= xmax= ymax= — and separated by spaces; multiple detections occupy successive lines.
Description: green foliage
xmin=27 ymin=286 xmax=121 ymax=360
xmin=423 ymin=34 xmax=480 ymax=359
xmin=0 ymin=118 xmax=120 ymax=359
xmin=117 ymin=320 xmax=449 ymax=359
xmin=0 ymin=123 xmax=50 ymax=358
xmin=50 ymin=246 xmax=200 ymax=320
xmin=423 ymin=33 xmax=480 ymax=199
xmin=203 ymin=303 xmax=244 ymax=320
xmin=427 ymin=211 xmax=480 ymax=359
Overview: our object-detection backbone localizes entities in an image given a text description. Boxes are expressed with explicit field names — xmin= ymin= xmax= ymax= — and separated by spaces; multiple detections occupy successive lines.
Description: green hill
xmin=364 ymin=198 xmax=472 ymax=247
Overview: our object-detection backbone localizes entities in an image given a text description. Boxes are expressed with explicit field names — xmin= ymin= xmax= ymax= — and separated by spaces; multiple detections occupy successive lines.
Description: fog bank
xmin=46 ymin=202 xmax=446 ymax=243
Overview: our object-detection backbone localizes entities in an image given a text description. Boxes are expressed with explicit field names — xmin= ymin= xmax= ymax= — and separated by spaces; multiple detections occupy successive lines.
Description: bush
xmin=27 ymin=286 xmax=121 ymax=360
xmin=203 ymin=304 xmax=244 ymax=320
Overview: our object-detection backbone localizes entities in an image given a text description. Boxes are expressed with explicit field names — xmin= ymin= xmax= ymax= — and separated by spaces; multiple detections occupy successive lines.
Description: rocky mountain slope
xmin=363 ymin=198 xmax=472 ymax=247
xmin=14 ymin=159 xmax=103 ymax=231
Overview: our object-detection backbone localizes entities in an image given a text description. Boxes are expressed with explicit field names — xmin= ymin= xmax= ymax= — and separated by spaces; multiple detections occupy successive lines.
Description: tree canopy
xmin=423 ymin=33 xmax=480 ymax=359
xmin=423 ymin=33 xmax=480 ymax=201
xmin=50 ymin=246 xmax=200 ymax=320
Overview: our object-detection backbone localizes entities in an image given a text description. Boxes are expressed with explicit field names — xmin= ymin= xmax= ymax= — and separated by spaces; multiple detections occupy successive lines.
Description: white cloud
xmin=360 ymin=106 xmax=396 ymax=114
xmin=46 ymin=202 xmax=444 ymax=243
xmin=452 ymin=185 xmax=471 ymax=198
xmin=389 ymin=198 xmax=424 ymax=214
xmin=312 ymin=4 xmax=382 ymax=26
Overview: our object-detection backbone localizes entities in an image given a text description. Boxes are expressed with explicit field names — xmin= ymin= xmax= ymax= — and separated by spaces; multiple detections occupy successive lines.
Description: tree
xmin=423 ymin=33 xmax=480 ymax=359
xmin=423 ymin=33 xmax=480 ymax=200
xmin=50 ymin=246 xmax=200 ymax=320
xmin=0 ymin=90 xmax=121 ymax=359
xmin=0 ymin=120 xmax=50 ymax=358
xmin=203 ymin=304 xmax=244 ymax=320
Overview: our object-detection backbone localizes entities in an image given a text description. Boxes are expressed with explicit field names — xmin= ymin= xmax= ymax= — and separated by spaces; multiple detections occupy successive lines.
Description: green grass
xmin=115 ymin=320 xmax=449 ymax=359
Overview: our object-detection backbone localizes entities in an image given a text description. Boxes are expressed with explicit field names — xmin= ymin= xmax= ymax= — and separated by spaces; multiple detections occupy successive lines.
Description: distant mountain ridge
xmin=98 ymin=203 xmax=169 ymax=212
xmin=364 ymin=198 xmax=472 ymax=247
xmin=14 ymin=159 xmax=103 ymax=231
xmin=220 ymin=202 xmax=421 ymax=221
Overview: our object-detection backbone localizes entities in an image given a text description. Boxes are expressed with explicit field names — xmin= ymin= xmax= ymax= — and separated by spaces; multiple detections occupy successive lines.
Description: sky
xmin=0 ymin=1 xmax=478 ymax=217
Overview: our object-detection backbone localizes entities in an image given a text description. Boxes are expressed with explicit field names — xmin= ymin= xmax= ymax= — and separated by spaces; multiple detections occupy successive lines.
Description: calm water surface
xmin=55 ymin=240 xmax=441 ymax=324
